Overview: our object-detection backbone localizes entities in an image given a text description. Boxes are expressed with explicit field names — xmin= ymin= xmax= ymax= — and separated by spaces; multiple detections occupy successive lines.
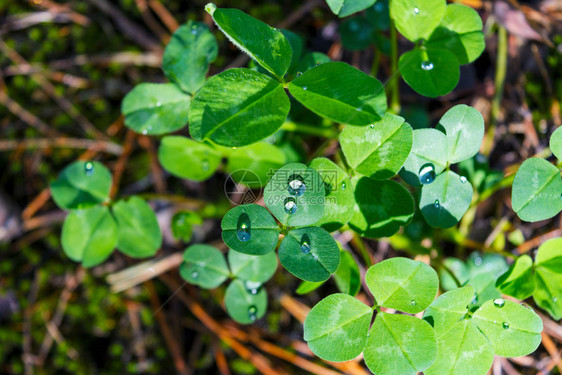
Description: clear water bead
xmin=191 ymin=271 xmax=199 ymax=279
xmin=434 ymin=199 xmax=440 ymax=208
xmin=236 ymin=213 xmax=251 ymax=242
xmin=84 ymin=162 xmax=94 ymax=176
xmin=493 ymin=298 xmax=505 ymax=308
xmin=410 ymin=300 xmax=416 ymax=306
xmin=502 ymin=322 xmax=509 ymax=330
xmin=421 ymin=61 xmax=434 ymax=71
xmin=248 ymin=305 xmax=258 ymax=321
xmin=460 ymin=176 xmax=467 ymax=183
xmin=341 ymin=181 xmax=347 ymax=190
xmin=413 ymin=7 xmax=420 ymax=14
xmin=418 ymin=163 xmax=436 ymax=184
xmin=284 ymin=197 xmax=297 ymax=214
xmin=288 ymin=176 xmax=306 ymax=197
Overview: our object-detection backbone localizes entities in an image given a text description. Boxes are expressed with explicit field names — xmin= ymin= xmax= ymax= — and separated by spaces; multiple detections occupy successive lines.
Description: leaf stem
xmin=388 ymin=17 xmax=400 ymax=114
xmin=351 ymin=232 xmax=373 ymax=267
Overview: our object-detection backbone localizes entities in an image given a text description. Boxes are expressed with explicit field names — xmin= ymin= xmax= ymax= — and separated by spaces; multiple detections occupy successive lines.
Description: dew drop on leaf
xmin=202 ymin=160 xmax=210 ymax=171
xmin=471 ymin=294 xmax=478 ymax=304
xmin=84 ymin=162 xmax=94 ymax=176
xmin=434 ymin=199 xmax=440 ymax=208
xmin=474 ymin=257 xmax=483 ymax=266
xmin=296 ymin=71 xmax=302 ymax=77
xmin=413 ymin=7 xmax=420 ymax=14
xmin=142 ymin=129 xmax=148 ymax=135
xmin=302 ymin=86 xmax=308 ymax=90
xmin=287 ymin=175 xmax=306 ymax=197
xmin=421 ymin=61 xmax=434 ymax=71
xmin=502 ymin=322 xmax=509 ymax=330
xmin=248 ymin=305 xmax=258 ymax=321
xmin=284 ymin=197 xmax=297 ymax=214
xmin=300 ymin=234 xmax=311 ymax=254
xmin=553 ymin=297 xmax=558 ymax=302
xmin=245 ymin=280 xmax=261 ymax=295
xmin=341 ymin=181 xmax=346 ymax=190
xmin=418 ymin=163 xmax=436 ymax=184
xmin=493 ymin=298 xmax=505 ymax=308
xmin=191 ymin=271 xmax=199 ymax=279
xmin=369 ymin=124 xmax=375 ymax=129
xmin=410 ymin=300 xmax=416 ymax=306
xmin=460 ymin=176 xmax=468 ymax=184
xmin=236 ymin=213 xmax=251 ymax=242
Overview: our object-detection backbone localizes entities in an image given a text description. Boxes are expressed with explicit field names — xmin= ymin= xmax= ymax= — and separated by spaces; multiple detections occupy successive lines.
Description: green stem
xmin=388 ymin=18 xmax=400 ymax=114
xmin=371 ymin=47 xmax=381 ymax=77
xmin=280 ymin=121 xmax=337 ymax=138
xmin=351 ymin=232 xmax=373 ymax=267
xmin=482 ymin=25 xmax=507 ymax=156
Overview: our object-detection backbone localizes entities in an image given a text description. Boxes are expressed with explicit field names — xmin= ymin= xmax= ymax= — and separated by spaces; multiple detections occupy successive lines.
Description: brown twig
xmin=0 ymin=138 xmax=123 ymax=155
xmin=0 ymin=90 xmax=61 ymax=137
xmin=148 ymin=0 xmax=179 ymax=32
xmin=110 ymin=130 xmax=136 ymax=198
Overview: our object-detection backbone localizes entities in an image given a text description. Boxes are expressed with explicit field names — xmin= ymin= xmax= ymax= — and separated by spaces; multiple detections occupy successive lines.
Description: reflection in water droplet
xmin=288 ymin=175 xmax=306 ymax=197
xmin=410 ymin=300 xmax=416 ymax=306
xmin=284 ymin=197 xmax=297 ymax=214
xmin=341 ymin=181 xmax=347 ymax=190
xmin=474 ymin=257 xmax=483 ymax=266
xmin=84 ymin=162 xmax=94 ymax=176
xmin=502 ymin=322 xmax=509 ymax=330
xmin=369 ymin=124 xmax=375 ymax=129
xmin=236 ymin=213 xmax=251 ymax=242
xmin=434 ymin=199 xmax=440 ymax=208
xmin=296 ymin=71 xmax=302 ymax=77
xmin=418 ymin=163 xmax=436 ymax=185
xmin=191 ymin=271 xmax=199 ymax=279
xmin=248 ymin=305 xmax=258 ymax=321
xmin=202 ymin=160 xmax=209 ymax=171
xmin=421 ymin=61 xmax=434 ymax=71
xmin=301 ymin=234 xmax=311 ymax=254
xmin=460 ymin=176 xmax=468 ymax=184
xmin=413 ymin=7 xmax=420 ymax=14
xmin=245 ymin=281 xmax=261 ymax=295
xmin=493 ymin=298 xmax=505 ymax=308
xmin=302 ymin=86 xmax=308 ymax=90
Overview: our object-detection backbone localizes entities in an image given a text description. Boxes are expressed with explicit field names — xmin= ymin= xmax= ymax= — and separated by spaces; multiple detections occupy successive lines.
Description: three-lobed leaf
xmin=122 ymin=83 xmax=190 ymax=135
xmin=304 ymin=293 xmax=373 ymax=361
xmin=189 ymin=68 xmax=290 ymax=147
xmin=112 ymin=197 xmax=162 ymax=258
xmin=288 ymin=62 xmax=386 ymax=126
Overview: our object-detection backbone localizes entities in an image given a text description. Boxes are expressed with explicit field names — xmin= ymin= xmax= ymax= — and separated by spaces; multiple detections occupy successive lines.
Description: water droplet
xmin=248 ymin=305 xmax=258 ymax=321
xmin=421 ymin=61 xmax=434 ymax=71
xmin=191 ymin=271 xmax=199 ymax=279
xmin=142 ymin=129 xmax=148 ymax=135
xmin=434 ymin=199 xmax=440 ymax=208
xmin=460 ymin=176 xmax=467 ymax=184
xmin=287 ymin=175 xmax=306 ymax=197
xmin=84 ymin=162 xmax=94 ymax=176
xmin=245 ymin=281 xmax=261 ymax=295
xmin=413 ymin=7 xmax=420 ymax=14
xmin=341 ymin=181 xmax=347 ymax=190
xmin=493 ymin=320 xmax=497 ymax=324
xmin=369 ymin=124 xmax=375 ymax=129
xmin=300 ymin=234 xmax=311 ymax=254
xmin=296 ymin=71 xmax=302 ymax=77
xmin=284 ymin=197 xmax=297 ymax=214
xmin=502 ymin=322 xmax=509 ymax=330
xmin=493 ymin=298 xmax=505 ymax=308
xmin=474 ymin=257 xmax=483 ymax=266
xmin=471 ymin=294 xmax=478 ymax=304
xmin=356 ymin=107 xmax=362 ymax=111
xmin=302 ymin=86 xmax=308 ymax=90
xmin=236 ymin=213 xmax=251 ymax=242
xmin=410 ymin=300 xmax=416 ymax=306
xmin=202 ymin=159 xmax=209 ymax=171
xmin=553 ymin=297 xmax=558 ymax=302
xmin=418 ymin=163 xmax=436 ymax=185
